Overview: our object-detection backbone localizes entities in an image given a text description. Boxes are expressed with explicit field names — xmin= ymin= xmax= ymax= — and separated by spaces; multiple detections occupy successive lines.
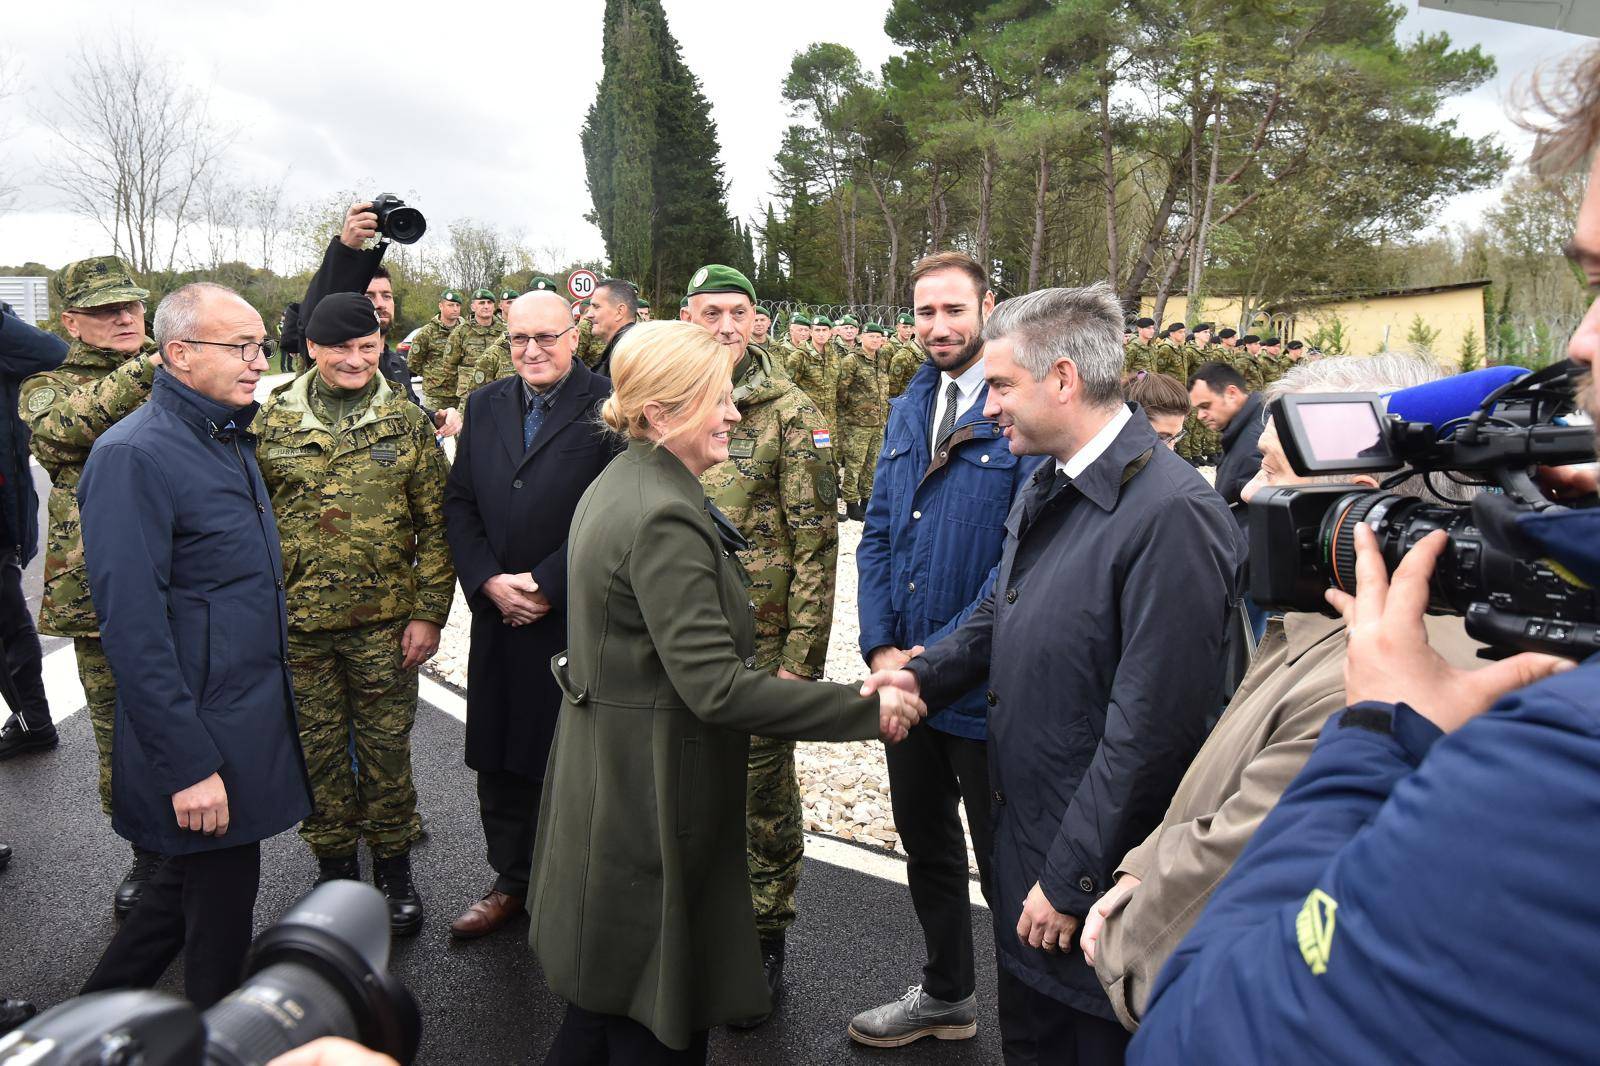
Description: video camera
xmin=1250 ymin=359 xmax=1600 ymax=659
xmin=0 ymin=881 xmax=419 ymax=1066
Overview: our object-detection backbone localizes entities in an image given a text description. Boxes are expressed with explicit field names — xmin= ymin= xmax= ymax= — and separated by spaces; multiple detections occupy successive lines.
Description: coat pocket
xmin=676 ymin=737 xmax=700 ymax=837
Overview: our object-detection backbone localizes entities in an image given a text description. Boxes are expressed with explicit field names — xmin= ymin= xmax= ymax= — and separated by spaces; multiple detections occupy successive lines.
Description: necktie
xmin=936 ymin=380 xmax=960 ymax=446
xmin=522 ymin=395 xmax=544 ymax=451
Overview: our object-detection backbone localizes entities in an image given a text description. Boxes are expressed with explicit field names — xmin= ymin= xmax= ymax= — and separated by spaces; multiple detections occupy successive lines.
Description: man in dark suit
xmin=443 ymin=289 xmax=621 ymax=939
xmin=1188 ymin=361 xmax=1265 ymax=538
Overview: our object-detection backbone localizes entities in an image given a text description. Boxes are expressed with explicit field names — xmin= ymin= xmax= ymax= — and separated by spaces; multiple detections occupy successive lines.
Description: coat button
xmin=992 ymin=789 xmax=1005 ymax=806
xmin=743 ymin=656 xmax=757 ymax=669
xmin=275 ymin=578 xmax=284 ymax=590
xmin=1079 ymin=877 xmax=1095 ymax=893
xmin=981 ymin=454 xmax=991 ymax=463
xmin=939 ymin=450 xmax=948 ymax=459
xmin=1005 ymin=588 xmax=1017 ymax=604
xmin=557 ymin=656 xmax=568 ymax=668
xmin=256 ymin=503 xmax=265 ymax=513
xmin=907 ymin=581 xmax=915 ymax=592
xmin=912 ymin=510 xmax=921 ymax=520
xmin=889 ymin=447 xmax=897 ymax=456
xmin=513 ymin=479 xmax=523 ymax=489
xmin=986 ymin=690 xmax=997 ymax=706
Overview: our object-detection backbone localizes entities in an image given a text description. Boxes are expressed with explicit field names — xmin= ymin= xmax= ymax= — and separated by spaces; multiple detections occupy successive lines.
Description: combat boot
xmin=373 ymin=852 xmax=424 ymax=937
xmin=846 ymin=501 xmax=866 ymax=522
xmin=728 ymin=933 xmax=785 ymax=1030
xmin=114 ymin=845 xmax=164 ymax=918
xmin=314 ymin=853 xmax=360 ymax=885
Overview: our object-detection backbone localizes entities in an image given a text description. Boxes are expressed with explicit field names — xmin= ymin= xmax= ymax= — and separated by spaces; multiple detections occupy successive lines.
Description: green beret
xmin=499 ymin=288 xmax=520 ymax=301
xmin=637 ymin=297 xmax=651 ymax=309
xmin=754 ymin=305 xmax=772 ymax=317
xmin=836 ymin=314 xmax=860 ymax=327
xmin=685 ymin=263 xmax=756 ymax=304
xmin=440 ymin=289 xmax=463 ymax=303
xmin=56 ymin=255 xmax=148 ymax=310
xmin=811 ymin=315 xmax=833 ymax=328
xmin=863 ymin=322 xmax=887 ymax=335
xmin=470 ymin=288 xmax=496 ymax=301
xmin=528 ymin=277 xmax=561 ymax=294
xmin=896 ymin=313 xmax=913 ymax=326
xmin=790 ymin=313 xmax=810 ymax=326
xmin=679 ymin=296 xmax=689 ymax=309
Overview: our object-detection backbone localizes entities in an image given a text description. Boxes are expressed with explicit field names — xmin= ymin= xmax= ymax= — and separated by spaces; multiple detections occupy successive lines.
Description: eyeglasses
xmin=509 ymin=326 xmax=574 ymax=350
xmin=180 ymin=338 xmax=277 ymax=363
xmin=68 ymin=301 xmax=145 ymax=321
xmin=1157 ymin=429 xmax=1187 ymax=448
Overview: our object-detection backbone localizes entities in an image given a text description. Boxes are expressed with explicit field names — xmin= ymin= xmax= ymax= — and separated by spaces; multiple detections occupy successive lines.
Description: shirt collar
xmin=522 ymin=368 xmax=572 ymax=407
xmin=941 ymin=355 xmax=987 ymax=400
xmin=1056 ymin=404 xmax=1133 ymax=480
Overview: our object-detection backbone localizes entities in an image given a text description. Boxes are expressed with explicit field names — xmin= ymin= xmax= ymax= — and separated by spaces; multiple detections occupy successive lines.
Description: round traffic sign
xmin=567 ymin=269 xmax=598 ymax=300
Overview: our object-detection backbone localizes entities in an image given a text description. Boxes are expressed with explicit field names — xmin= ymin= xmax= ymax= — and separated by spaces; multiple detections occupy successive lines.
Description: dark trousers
xmin=884 ymin=724 xmax=993 ymax=1002
xmin=0 ymin=560 xmax=49 ymax=729
xmin=997 ymin=966 xmax=1129 ymax=1066
xmin=81 ymin=842 xmax=261 ymax=1010
xmin=478 ymin=769 xmax=541 ymax=898
xmin=543 ymin=1002 xmax=708 ymax=1065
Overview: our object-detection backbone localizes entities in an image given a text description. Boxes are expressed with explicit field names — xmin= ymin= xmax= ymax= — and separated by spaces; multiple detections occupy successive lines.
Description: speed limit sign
xmin=567 ymin=269 xmax=598 ymax=300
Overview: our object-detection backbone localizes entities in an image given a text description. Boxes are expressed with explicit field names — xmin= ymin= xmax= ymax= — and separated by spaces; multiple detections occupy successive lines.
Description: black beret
xmin=1217 ymin=328 xmax=1237 ymax=340
xmin=1262 ymin=335 xmax=1282 ymax=346
xmin=1241 ymin=334 xmax=1261 ymax=344
xmin=1192 ymin=322 xmax=1214 ymax=333
xmin=1135 ymin=317 xmax=1155 ymax=328
xmin=1286 ymin=340 xmax=1304 ymax=350
xmin=1164 ymin=322 xmax=1185 ymax=336
xmin=304 ymin=292 xmax=382 ymax=346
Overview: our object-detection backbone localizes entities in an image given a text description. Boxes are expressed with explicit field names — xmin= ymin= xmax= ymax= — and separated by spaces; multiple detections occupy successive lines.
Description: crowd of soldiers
xmin=1122 ymin=317 xmax=1313 ymax=462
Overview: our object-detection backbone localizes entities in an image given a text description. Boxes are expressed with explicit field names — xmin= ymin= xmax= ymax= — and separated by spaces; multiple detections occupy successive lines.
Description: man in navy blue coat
xmin=866 ymin=283 xmax=1242 ymax=1064
xmin=851 ymin=252 xmax=1044 ymax=1049
xmin=1131 ymin=62 xmax=1600 ymax=1064
xmin=77 ymin=282 xmax=311 ymax=1008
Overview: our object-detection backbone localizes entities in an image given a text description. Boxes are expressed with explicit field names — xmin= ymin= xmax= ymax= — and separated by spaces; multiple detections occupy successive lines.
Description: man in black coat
xmin=865 ymin=284 xmax=1242 ymax=1065
xmin=443 ymin=290 xmax=621 ymax=939
xmin=1188 ymin=360 xmax=1266 ymax=538
xmin=582 ymin=277 xmax=638 ymax=379
xmin=77 ymin=282 xmax=312 ymax=1007
xmin=0 ymin=308 xmax=65 ymax=759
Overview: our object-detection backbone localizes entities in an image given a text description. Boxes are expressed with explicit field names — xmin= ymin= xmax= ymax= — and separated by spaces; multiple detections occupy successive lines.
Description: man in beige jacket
xmin=1080 ymin=354 xmax=1487 ymax=1031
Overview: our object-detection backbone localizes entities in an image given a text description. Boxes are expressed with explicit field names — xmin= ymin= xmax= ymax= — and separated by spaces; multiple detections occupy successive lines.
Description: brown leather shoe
xmin=449 ymin=889 xmax=525 ymax=939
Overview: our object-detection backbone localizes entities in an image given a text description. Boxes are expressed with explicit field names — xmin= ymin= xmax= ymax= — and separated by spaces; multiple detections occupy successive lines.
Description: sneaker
xmin=848 ymin=984 xmax=978 ymax=1048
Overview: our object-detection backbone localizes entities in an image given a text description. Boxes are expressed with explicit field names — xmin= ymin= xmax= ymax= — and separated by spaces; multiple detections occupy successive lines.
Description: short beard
xmin=928 ymin=311 xmax=985 ymax=374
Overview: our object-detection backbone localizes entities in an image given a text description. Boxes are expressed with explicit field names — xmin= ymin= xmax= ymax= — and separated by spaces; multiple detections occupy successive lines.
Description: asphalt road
xmin=1 ymin=457 xmax=1004 ymax=1064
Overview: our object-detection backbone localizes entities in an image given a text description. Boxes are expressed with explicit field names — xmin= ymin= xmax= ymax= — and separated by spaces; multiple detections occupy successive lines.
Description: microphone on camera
xmin=1380 ymin=365 xmax=1530 ymax=434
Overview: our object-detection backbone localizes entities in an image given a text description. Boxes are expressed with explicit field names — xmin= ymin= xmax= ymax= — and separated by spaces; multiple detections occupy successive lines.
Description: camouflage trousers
xmin=1178 ymin=410 xmax=1220 ymax=465
xmin=288 ymin=620 xmax=423 ymax=860
xmin=839 ymin=425 xmax=884 ymax=505
xmin=74 ymin=636 xmax=117 ymax=817
xmin=747 ymin=732 xmax=803 ymax=937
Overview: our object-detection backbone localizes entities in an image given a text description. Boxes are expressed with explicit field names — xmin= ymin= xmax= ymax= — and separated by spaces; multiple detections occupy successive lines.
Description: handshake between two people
xmin=861 ymin=644 xmax=928 ymax=745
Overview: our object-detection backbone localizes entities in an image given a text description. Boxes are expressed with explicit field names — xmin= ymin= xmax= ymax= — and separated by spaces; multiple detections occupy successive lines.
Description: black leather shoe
xmin=315 ymin=853 xmax=361 ymax=885
xmin=373 ymin=853 xmax=423 ymax=937
xmin=0 ymin=843 xmax=11 ymax=871
xmin=728 ymin=934 xmax=785 ymax=1030
xmin=114 ymin=846 xmax=163 ymax=918
xmin=0 ymin=718 xmax=57 ymax=760
xmin=0 ymin=997 xmax=36 ymax=1036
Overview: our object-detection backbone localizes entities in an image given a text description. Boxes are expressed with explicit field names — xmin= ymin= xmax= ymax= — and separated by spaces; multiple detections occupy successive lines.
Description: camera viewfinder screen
xmin=1299 ymin=401 xmax=1387 ymax=462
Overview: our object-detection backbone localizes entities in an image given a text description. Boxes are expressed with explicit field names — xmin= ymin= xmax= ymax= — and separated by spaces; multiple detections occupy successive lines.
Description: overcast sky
xmin=0 ymin=0 xmax=1587 ymax=273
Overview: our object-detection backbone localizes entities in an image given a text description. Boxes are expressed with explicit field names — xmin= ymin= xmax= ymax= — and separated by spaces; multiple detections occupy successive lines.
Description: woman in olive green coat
xmin=528 ymin=322 xmax=925 ymax=1063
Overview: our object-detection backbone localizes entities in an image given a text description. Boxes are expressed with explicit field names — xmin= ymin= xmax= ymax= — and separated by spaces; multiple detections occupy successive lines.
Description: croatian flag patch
xmin=812 ymin=429 xmax=832 ymax=449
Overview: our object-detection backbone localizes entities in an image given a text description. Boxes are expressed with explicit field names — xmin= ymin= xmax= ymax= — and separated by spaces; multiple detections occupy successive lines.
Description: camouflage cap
xmin=685 ymin=264 xmax=756 ymax=304
xmin=896 ymin=313 xmax=913 ymax=325
xmin=811 ymin=314 xmax=833 ymax=328
xmin=56 ymin=255 xmax=149 ymax=310
xmin=440 ymin=289 xmax=464 ymax=303
xmin=862 ymin=322 xmax=887 ymax=335
xmin=836 ymin=314 xmax=860 ymax=327
xmin=754 ymin=305 xmax=772 ymax=317
xmin=529 ymin=277 xmax=561 ymax=294
xmin=470 ymin=288 xmax=496 ymax=300
xmin=499 ymin=288 xmax=521 ymax=301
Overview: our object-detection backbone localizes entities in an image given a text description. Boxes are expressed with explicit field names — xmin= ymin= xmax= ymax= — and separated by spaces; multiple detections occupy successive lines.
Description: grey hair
xmin=152 ymin=282 xmax=240 ymax=353
xmin=982 ymin=283 xmax=1125 ymax=408
xmin=1264 ymin=352 xmax=1474 ymax=502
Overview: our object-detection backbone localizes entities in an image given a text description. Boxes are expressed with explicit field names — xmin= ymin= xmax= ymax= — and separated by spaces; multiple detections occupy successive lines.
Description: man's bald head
xmin=507 ymin=290 xmax=578 ymax=389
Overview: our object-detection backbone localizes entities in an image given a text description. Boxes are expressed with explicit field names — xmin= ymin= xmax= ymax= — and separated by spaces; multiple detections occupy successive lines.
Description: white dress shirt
xmin=1056 ymin=403 xmax=1134 ymax=479
xmin=930 ymin=356 xmax=988 ymax=452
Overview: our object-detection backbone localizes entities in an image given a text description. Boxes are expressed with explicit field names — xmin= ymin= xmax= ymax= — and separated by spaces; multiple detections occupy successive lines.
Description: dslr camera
xmin=370 ymin=194 xmax=426 ymax=245
xmin=1250 ymin=359 xmax=1600 ymax=659
xmin=0 ymin=882 xmax=419 ymax=1066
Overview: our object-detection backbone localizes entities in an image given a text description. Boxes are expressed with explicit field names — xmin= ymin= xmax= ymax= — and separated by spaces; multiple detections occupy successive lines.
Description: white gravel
xmin=426 ymin=516 xmax=981 ymax=873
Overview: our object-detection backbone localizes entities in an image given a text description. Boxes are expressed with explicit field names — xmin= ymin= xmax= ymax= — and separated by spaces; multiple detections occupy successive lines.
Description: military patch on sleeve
xmin=25 ymin=387 xmax=56 ymax=414
xmin=811 ymin=429 xmax=832 ymax=449
xmin=1295 ymin=888 xmax=1338 ymax=975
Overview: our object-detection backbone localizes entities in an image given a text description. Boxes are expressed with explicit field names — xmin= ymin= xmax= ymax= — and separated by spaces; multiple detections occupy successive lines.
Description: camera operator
xmin=1080 ymin=354 xmax=1487 ymax=1031
xmin=1128 ymin=48 xmax=1600 ymax=1062
xmin=300 ymin=202 xmax=460 ymax=438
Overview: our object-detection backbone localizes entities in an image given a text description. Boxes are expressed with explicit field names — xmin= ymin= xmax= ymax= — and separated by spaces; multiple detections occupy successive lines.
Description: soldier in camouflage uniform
xmin=752 ymin=304 xmax=775 ymax=349
xmin=637 ymin=296 xmax=652 ymax=321
xmin=686 ymin=265 xmax=838 ymax=1027
xmin=836 ymin=322 xmax=891 ymax=521
xmin=1182 ymin=322 xmax=1224 ymax=461
xmin=407 ymin=290 xmax=462 ymax=405
xmin=888 ymin=313 xmax=924 ymax=398
xmin=1124 ymin=316 xmax=1158 ymax=376
xmin=779 ymin=312 xmax=811 ymax=362
xmin=254 ymin=293 xmax=453 ymax=936
xmin=833 ymin=314 xmax=861 ymax=357
xmin=20 ymin=256 xmax=162 ymax=915
xmin=434 ymin=288 xmax=504 ymax=410
xmin=785 ymin=314 xmax=841 ymax=439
